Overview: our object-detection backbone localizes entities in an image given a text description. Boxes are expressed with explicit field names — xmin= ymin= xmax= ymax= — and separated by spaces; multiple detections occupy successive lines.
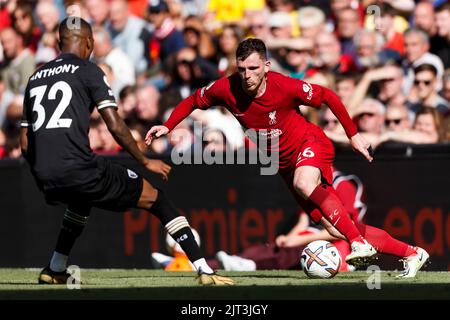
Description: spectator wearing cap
xmin=297 ymin=6 xmax=326 ymax=40
xmin=406 ymin=64 xmax=449 ymax=116
xmin=146 ymin=0 xmax=186 ymax=70
xmin=108 ymin=0 xmax=150 ymax=76
xmin=402 ymin=28 xmax=445 ymax=94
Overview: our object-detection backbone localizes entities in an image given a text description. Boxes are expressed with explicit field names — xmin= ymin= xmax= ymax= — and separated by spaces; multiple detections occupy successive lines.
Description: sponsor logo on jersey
xmin=303 ymin=82 xmax=313 ymax=100
xmin=127 ymin=169 xmax=138 ymax=179
xmin=268 ymin=110 xmax=277 ymax=125
xmin=258 ymin=129 xmax=282 ymax=139
xmin=233 ymin=113 xmax=245 ymax=117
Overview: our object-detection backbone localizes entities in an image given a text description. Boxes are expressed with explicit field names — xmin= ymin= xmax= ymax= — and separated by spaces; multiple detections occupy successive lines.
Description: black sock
xmin=54 ymin=208 xmax=89 ymax=255
xmin=166 ymin=217 xmax=203 ymax=262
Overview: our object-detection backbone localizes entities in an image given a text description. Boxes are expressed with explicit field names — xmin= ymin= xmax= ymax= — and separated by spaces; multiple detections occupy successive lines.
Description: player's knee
xmin=293 ymin=177 xmax=318 ymax=198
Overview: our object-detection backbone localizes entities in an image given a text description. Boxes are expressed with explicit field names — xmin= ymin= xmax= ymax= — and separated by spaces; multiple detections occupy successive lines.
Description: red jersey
xmin=164 ymin=71 xmax=357 ymax=170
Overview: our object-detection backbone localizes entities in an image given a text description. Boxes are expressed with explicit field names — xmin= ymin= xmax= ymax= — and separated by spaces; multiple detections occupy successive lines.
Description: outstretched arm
xmin=320 ymin=87 xmax=373 ymax=162
xmin=145 ymin=94 xmax=198 ymax=145
xmin=100 ymin=107 xmax=171 ymax=180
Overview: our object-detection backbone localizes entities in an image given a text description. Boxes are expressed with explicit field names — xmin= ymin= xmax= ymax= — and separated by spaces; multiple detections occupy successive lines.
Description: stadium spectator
xmin=296 ymin=6 xmax=326 ymax=40
xmin=376 ymin=107 xmax=444 ymax=147
xmin=146 ymin=0 xmax=186 ymax=69
xmin=135 ymin=84 xmax=162 ymax=127
xmin=348 ymin=64 xmax=406 ymax=113
xmin=314 ymin=32 xmax=356 ymax=74
xmin=85 ymin=0 xmax=110 ymax=28
xmin=353 ymin=29 xmax=401 ymax=72
xmin=335 ymin=7 xmax=361 ymax=59
xmin=443 ymin=69 xmax=450 ymax=102
xmin=266 ymin=37 xmax=314 ymax=80
xmin=335 ymin=73 xmax=357 ymax=107
xmin=377 ymin=2 xmax=405 ymax=56
xmin=0 ymin=27 xmax=35 ymax=95
xmin=383 ymin=104 xmax=413 ymax=132
xmin=246 ymin=8 xmax=271 ymax=41
xmin=182 ymin=15 xmax=216 ymax=60
xmin=406 ymin=63 xmax=449 ymax=116
xmin=11 ymin=2 xmax=41 ymax=53
xmin=92 ymin=26 xmax=136 ymax=92
xmin=216 ymin=25 xmax=243 ymax=77
xmin=413 ymin=1 xmax=449 ymax=69
xmin=268 ymin=11 xmax=293 ymax=40
xmin=434 ymin=3 xmax=450 ymax=69
xmin=20 ymin=17 xmax=232 ymax=286
xmin=108 ymin=0 xmax=149 ymax=76
xmin=402 ymin=28 xmax=444 ymax=93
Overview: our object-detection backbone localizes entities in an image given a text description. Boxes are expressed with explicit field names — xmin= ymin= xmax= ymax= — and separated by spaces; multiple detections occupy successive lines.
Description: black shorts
xmin=43 ymin=158 xmax=143 ymax=213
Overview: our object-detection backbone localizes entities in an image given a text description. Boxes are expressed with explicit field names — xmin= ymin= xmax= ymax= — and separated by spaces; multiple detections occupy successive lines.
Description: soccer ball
xmin=300 ymin=240 xmax=341 ymax=279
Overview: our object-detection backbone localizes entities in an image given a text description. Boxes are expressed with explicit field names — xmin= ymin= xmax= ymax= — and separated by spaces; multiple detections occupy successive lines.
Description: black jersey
xmin=21 ymin=53 xmax=117 ymax=189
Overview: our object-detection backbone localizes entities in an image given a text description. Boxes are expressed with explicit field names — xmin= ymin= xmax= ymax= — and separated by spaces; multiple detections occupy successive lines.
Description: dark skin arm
xmin=99 ymin=107 xmax=171 ymax=181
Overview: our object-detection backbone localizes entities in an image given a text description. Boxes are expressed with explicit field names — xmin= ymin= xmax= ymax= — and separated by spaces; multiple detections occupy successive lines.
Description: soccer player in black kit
xmin=20 ymin=17 xmax=233 ymax=286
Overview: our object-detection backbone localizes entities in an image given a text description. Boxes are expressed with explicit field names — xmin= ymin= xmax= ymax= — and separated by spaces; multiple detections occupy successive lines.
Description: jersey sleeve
xmin=83 ymin=63 xmax=118 ymax=110
xmin=289 ymin=78 xmax=358 ymax=138
xmin=164 ymin=79 xmax=224 ymax=131
xmin=20 ymin=83 xmax=32 ymax=128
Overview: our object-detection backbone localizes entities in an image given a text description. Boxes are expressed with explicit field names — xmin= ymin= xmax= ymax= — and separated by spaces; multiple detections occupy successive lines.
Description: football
xmin=300 ymin=240 xmax=341 ymax=279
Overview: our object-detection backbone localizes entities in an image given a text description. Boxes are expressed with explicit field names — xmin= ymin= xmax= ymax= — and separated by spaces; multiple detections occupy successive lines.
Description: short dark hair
xmin=236 ymin=38 xmax=267 ymax=61
xmin=58 ymin=17 xmax=93 ymax=45
xmin=414 ymin=63 xmax=437 ymax=76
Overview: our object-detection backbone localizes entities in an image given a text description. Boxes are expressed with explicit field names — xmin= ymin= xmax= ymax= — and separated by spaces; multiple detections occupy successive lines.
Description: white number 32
xmin=29 ymin=81 xmax=73 ymax=132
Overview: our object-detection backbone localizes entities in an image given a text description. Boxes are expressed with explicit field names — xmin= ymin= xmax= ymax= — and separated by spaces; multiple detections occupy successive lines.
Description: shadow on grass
xmin=1 ymin=282 xmax=450 ymax=300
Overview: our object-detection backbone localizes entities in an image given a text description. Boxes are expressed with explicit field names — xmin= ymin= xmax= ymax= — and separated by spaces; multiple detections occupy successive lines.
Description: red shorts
xmin=280 ymin=126 xmax=335 ymax=223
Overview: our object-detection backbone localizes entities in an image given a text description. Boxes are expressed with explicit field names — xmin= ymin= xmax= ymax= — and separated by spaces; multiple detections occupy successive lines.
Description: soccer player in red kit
xmin=146 ymin=39 xmax=429 ymax=276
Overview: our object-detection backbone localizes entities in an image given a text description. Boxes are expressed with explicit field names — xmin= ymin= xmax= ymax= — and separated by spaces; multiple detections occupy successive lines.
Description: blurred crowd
xmin=0 ymin=0 xmax=449 ymax=159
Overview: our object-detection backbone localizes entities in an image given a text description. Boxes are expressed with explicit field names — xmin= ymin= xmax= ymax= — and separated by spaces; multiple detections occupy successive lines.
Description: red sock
xmin=308 ymin=184 xmax=363 ymax=243
xmin=354 ymin=222 xmax=416 ymax=257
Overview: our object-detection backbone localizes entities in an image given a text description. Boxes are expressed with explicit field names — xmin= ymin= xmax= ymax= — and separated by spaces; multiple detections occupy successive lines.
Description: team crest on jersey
xmin=268 ymin=110 xmax=277 ymax=125
xmin=127 ymin=169 xmax=138 ymax=179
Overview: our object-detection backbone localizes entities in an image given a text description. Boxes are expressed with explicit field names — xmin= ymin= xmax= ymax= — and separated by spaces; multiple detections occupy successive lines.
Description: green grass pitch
xmin=1 ymin=269 xmax=450 ymax=300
